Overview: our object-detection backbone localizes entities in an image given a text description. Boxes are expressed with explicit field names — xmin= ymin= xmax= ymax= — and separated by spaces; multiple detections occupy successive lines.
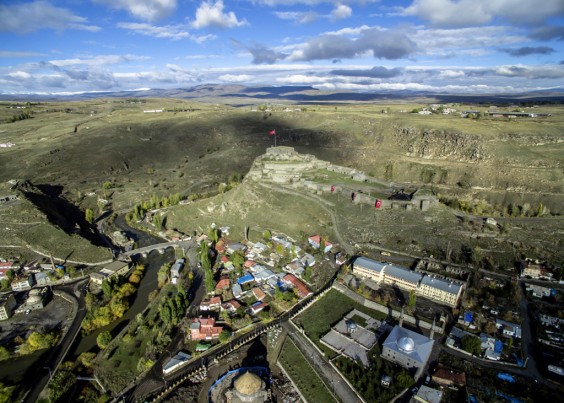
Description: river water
xmin=68 ymin=215 xmax=173 ymax=357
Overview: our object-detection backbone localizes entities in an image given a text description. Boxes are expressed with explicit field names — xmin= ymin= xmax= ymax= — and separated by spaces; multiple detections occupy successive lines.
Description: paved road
xmin=283 ymin=321 xmax=362 ymax=403
xmin=23 ymin=279 xmax=88 ymax=403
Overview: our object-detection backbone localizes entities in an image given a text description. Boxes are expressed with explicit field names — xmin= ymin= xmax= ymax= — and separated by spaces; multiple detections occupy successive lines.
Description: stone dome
xmin=234 ymin=371 xmax=262 ymax=396
xmin=397 ymin=336 xmax=416 ymax=352
xmin=27 ymin=295 xmax=42 ymax=304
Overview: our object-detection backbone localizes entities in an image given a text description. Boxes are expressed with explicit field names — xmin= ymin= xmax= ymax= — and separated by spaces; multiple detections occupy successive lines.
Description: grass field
xmin=279 ymin=338 xmax=337 ymax=403
xmin=293 ymin=289 xmax=389 ymax=353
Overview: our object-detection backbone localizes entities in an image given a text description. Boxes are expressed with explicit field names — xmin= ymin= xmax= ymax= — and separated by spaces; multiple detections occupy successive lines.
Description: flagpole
xmin=275 ymin=132 xmax=277 ymax=147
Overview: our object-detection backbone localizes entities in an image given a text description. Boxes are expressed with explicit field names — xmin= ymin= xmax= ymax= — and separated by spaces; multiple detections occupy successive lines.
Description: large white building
xmin=352 ymin=256 xmax=463 ymax=307
xmin=352 ymin=257 xmax=387 ymax=282
xmin=418 ymin=276 xmax=463 ymax=307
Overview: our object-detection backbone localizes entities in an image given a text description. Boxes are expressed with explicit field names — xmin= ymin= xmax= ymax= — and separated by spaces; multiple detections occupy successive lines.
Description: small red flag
xmin=269 ymin=129 xmax=276 ymax=136
xmin=331 ymin=185 xmax=335 ymax=193
xmin=375 ymin=199 xmax=382 ymax=209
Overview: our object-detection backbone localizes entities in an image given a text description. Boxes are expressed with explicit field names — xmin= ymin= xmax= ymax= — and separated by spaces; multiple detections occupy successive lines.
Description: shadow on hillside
xmin=23 ymin=183 xmax=106 ymax=247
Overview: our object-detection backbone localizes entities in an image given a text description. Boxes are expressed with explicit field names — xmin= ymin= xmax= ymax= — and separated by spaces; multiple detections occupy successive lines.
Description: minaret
xmin=430 ymin=317 xmax=436 ymax=340
xmin=399 ymin=305 xmax=404 ymax=327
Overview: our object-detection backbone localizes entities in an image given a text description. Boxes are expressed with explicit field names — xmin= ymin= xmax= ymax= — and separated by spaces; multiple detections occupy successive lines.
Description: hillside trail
xmin=257 ymin=182 xmax=353 ymax=255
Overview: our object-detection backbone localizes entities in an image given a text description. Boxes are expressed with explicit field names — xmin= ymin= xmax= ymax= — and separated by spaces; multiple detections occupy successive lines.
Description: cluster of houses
xmin=416 ymin=104 xmax=458 ymax=115
xmin=448 ymin=313 xmax=522 ymax=361
xmin=520 ymin=258 xmax=554 ymax=280
xmin=352 ymin=256 xmax=464 ymax=307
xmin=0 ymin=259 xmax=60 ymax=320
xmin=193 ymin=233 xmax=325 ymax=338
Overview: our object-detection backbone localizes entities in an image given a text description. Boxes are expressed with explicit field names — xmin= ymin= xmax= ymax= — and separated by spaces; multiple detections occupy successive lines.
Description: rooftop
xmin=420 ymin=275 xmax=462 ymax=295
xmin=353 ymin=256 xmax=387 ymax=273
xmin=385 ymin=265 xmax=423 ymax=284
xmin=382 ymin=325 xmax=434 ymax=365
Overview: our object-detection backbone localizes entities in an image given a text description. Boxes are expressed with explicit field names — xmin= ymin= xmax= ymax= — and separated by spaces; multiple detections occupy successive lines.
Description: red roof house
xmin=215 ymin=276 xmax=231 ymax=292
xmin=189 ymin=317 xmax=223 ymax=341
xmin=283 ymin=274 xmax=312 ymax=298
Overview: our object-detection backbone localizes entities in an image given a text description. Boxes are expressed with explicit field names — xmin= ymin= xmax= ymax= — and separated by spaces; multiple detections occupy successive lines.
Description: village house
xmin=308 ymin=235 xmax=332 ymax=253
xmin=526 ymin=284 xmax=553 ymax=298
xmin=189 ymin=317 xmax=223 ymax=341
xmin=226 ymin=242 xmax=247 ymax=255
xmin=282 ymin=274 xmax=311 ymax=298
xmin=521 ymin=259 xmax=552 ymax=280
xmin=250 ymin=301 xmax=268 ymax=315
xmin=91 ymin=260 xmax=131 ymax=285
xmin=232 ymin=283 xmax=244 ymax=299
xmin=170 ymin=258 xmax=185 ymax=284
xmin=252 ymin=287 xmax=266 ymax=301
xmin=222 ymin=299 xmax=241 ymax=314
xmin=285 ymin=260 xmax=305 ymax=277
xmin=496 ymin=319 xmax=522 ymax=338
xmin=11 ymin=276 xmax=35 ymax=291
xmin=35 ymin=271 xmax=51 ymax=286
xmin=162 ymin=351 xmax=192 ymax=375
xmin=431 ymin=365 xmax=467 ymax=388
xmin=215 ymin=276 xmax=231 ymax=293
xmin=200 ymin=296 xmax=222 ymax=311
xmin=0 ymin=294 xmax=17 ymax=320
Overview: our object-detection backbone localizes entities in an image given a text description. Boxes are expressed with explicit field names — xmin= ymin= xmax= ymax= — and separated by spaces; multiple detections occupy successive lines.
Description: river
xmin=68 ymin=215 xmax=174 ymax=358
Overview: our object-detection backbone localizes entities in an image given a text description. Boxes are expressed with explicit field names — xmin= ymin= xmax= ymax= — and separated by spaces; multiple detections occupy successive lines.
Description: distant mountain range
xmin=2 ymin=84 xmax=564 ymax=104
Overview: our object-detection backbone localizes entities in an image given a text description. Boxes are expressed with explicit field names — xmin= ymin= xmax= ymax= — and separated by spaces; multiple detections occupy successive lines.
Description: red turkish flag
xmin=331 ymin=185 xmax=335 ymax=193
xmin=269 ymin=129 xmax=276 ymax=136
xmin=375 ymin=199 xmax=382 ymax=209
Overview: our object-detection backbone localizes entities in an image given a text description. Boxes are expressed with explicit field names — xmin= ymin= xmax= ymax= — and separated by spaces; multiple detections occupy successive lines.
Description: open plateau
xmin=0 ymin=88 xmax=563 ymax=403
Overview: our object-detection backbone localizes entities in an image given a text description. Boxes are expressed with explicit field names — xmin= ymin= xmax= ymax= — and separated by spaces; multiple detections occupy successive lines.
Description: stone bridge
xmin=121 ymin=240 xmax=193 ymax=259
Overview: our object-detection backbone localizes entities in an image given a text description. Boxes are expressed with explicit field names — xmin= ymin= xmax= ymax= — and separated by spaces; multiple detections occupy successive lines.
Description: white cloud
xmin=191 ymin=1 xmax=248 ymax=30
xmin=218 ymin=74 xmax=253 ymax=82
xmin=274 ymin=11 xmax=318 ymax=24
xmin=117 ymin=22 xmax=189 ymax=40
xmin=93 ymin=0 xmax=176 ymax=22
xmin=402 ymin=0 xmax=564 ymax=27
xmin=438 ymin=69 xmax=465 ymax=78
xmin=117 ymin=22 xmax=217 ymax=42
xmin=331 ymin=4 xmax=352 ymax=20
xmin=0 ymin=51 xmax=46 ymax=58
xmin=0 ymin=1 xmax=100 ymax=34
xmin=48 ymin=54 xmax=151 ymax=68
xmin=254 ymin=0 xmax=378 ymax=5
xmin=8 ymin=71 xmax=32 ymax=79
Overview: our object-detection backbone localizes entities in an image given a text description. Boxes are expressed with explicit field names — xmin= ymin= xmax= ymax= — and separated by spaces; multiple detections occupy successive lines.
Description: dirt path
xmin=257 ymin=183 xmax=354 ymax=255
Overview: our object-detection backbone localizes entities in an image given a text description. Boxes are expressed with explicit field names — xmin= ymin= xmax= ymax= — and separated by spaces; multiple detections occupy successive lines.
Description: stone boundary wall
xmin=332 ymin=283 xmax=443 ymax=335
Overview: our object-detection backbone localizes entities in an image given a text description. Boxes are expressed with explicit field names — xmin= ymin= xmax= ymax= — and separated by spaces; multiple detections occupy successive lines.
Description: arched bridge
xmin=120 ymin=240 xmax=193 ymax=259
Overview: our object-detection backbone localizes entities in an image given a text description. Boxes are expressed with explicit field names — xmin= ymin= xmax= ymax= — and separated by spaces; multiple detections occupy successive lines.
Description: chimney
xmin=399 ymin=305 xmax=404 ymax=327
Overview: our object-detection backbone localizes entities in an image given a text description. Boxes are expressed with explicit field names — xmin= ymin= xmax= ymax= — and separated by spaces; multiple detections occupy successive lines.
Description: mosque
xmin=209 ymin=368 xmax=270 ymax=403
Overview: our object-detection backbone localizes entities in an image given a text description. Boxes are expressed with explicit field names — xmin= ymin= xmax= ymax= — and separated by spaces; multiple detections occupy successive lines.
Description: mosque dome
xmin=397 ymin=336 xmax=416 ymax=352
xmin=234 ymin=371 xmax=262 ymax=396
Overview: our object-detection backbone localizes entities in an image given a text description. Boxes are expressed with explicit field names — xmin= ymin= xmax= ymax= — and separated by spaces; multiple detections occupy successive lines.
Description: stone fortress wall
xmin=247 ymin=146 xmax=437 ymax=211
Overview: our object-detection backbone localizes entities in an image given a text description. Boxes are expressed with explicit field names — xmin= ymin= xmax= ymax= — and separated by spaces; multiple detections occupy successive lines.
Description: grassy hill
xmin=0 ymin=98 xmax=562 ymax=262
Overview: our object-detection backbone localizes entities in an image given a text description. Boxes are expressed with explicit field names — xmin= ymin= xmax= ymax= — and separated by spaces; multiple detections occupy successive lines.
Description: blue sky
xmin=1 ymin=0 xmax=563 ymax=94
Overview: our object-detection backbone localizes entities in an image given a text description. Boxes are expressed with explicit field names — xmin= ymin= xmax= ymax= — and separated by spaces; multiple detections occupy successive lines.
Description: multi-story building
xmin=352 ymin=257 xmax=387 ymax=282
xmin=383 ymin=265 xmax=422 ymax=291
xmin=418 ymin=276 xmax=463 ymax=307
xmin=352 ymin=256 xmax=463 ymax=307
xmin=0 ymin=294 xmax=17 ymax=320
